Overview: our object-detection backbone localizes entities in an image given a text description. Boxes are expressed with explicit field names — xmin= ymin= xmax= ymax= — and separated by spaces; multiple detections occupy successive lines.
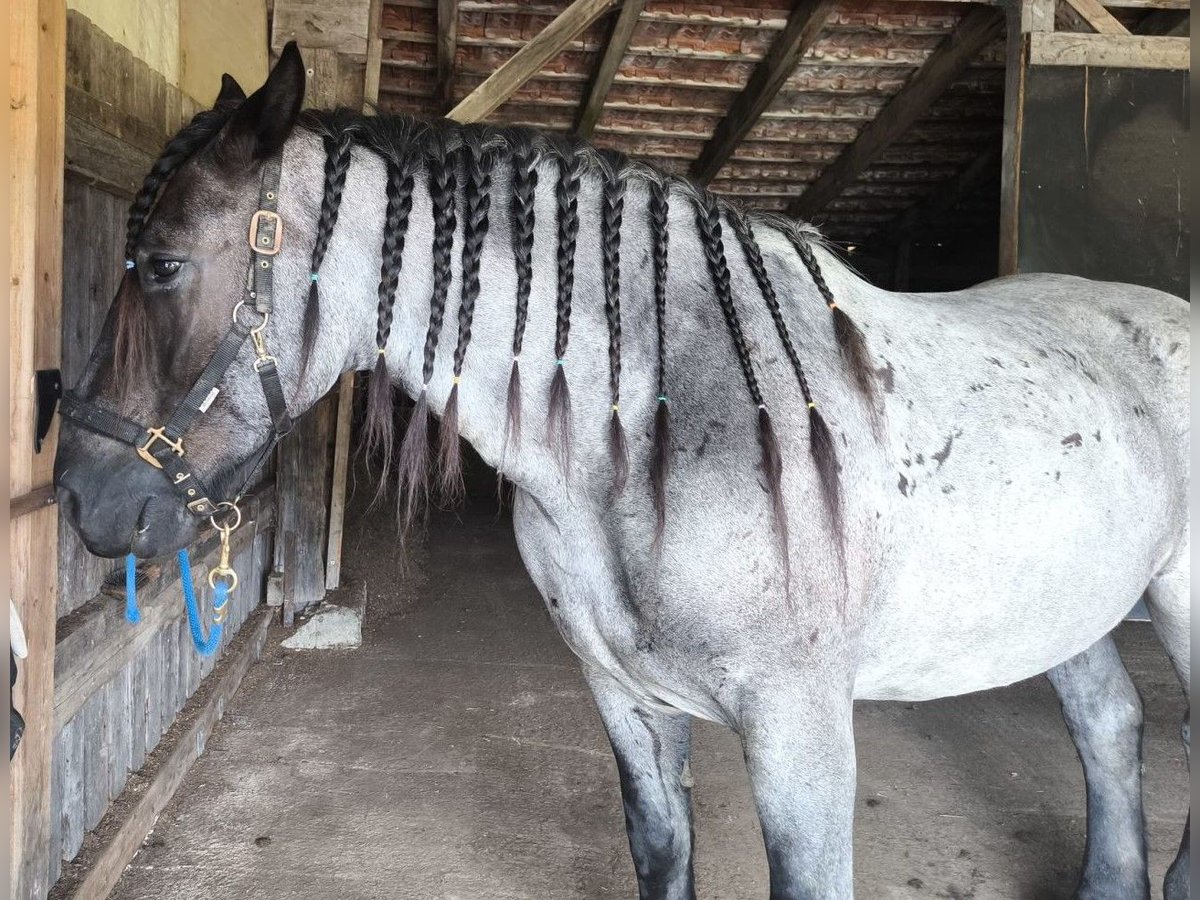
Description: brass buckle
xmin=248 ymin=210 xmax=283 ymax=256
xmin=137 ymin=427 xmax=184 ymax=469
xmin=207 ymin=502 xmax=242 ymax=599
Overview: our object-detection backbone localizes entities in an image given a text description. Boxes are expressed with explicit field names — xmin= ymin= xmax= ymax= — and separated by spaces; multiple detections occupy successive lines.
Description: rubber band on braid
xmin=503 ymin=145 xmax=539 ymax=458
xmin=648 ymin=178 xmax=672 ymax=545
xmin=440 ymin=136 xmax=493 ymax=504
xmin=694 ymin=194 xmax=789 ymax=566
xmin=601 ymin=171 xmax=629 ymax=494
xmin=546 ymin=151 xmax=581 ymax=476
xmin=730 ymin=210 xmax=842 ymax=536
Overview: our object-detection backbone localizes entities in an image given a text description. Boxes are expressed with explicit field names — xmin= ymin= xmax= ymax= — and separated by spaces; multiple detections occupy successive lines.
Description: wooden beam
xmin=437 ymin=0 xmax=460 ymax=113
xmin=10 ymin=0 xmax=65 ymax=896
xmin=48 ymin=610 xmax=272 ymax=900
xmin=690 ymin=0 xmax=836 ymax=184
xmin=876 ymin=145 xmax=1000 ymax=242
xmin=574 ymin=0 xmax=646 ymax=138
xmin=448 ymin=0 xmax=618 ymax=123
xmin=1062 ymin=0 xmax=1131 ymax=34
xmin=1028 ymin=31 xmax=1189 ymax=67
xmin=365 ymin=0 xmax=385 ymax=111
xmin=11 ymin=485 xmax=58 ymax=520
xmin=787 ymin=6 xmax=1004 ymax=219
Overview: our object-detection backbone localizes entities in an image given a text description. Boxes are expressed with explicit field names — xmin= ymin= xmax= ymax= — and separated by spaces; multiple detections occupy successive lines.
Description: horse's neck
xmin=321 ymin=145 xmax=619 ymax=509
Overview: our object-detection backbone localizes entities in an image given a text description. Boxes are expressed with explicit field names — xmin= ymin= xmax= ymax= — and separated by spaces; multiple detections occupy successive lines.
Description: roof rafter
xmin=689 ymin=0 xmax=837 ymax=185
xmin=447 ymin=0 xmax=618 ymax=123
xmin=436 ymin=0 xmax=459 ymax=113
xmin=787 ymin=6 xmax=1004 ymax=219
xmin=1061 ymin=0 xmax=1131 ymax=34
xmin=573 ymin=0 xmax=645 ymax=139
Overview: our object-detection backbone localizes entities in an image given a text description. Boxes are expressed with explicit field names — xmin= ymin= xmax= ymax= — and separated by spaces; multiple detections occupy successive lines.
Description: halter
xmin=59 ymin=155 xmax=294 ymax=524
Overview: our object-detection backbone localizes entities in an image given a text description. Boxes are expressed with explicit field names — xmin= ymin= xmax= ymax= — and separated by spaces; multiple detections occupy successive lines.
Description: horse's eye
xmin=151 ymin=259 xmax=182 ymax=281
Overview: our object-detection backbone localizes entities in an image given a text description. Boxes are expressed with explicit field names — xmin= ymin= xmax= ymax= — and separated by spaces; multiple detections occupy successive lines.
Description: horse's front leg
xmin=740 ymin=681 xmax=856 ymax=900
xmin=586 ymin=669 xmax=695 ymax=900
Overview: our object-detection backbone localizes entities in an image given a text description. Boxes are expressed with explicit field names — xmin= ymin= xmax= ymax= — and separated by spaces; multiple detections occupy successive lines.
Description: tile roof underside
xmin=378 ymin=0 xmax=1007 ymax=244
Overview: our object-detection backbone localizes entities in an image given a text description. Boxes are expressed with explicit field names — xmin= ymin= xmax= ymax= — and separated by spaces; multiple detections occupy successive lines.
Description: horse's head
xmin=55 ymin=45 xmax=324 ymax=559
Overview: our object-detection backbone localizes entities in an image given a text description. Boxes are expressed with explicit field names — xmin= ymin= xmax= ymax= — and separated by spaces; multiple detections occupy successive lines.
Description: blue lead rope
xmin=124 ymin=550 xmax=226 ymax=657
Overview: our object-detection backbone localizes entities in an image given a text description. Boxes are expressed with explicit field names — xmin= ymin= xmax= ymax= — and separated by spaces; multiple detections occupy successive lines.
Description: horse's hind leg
xmin=1145 ymin=549 xmax=1191 ymax=900
xmin=585 ymin=669 xmax=695 ymax=900
xmin=1047 ymin=634 xmax=1150 ymax=899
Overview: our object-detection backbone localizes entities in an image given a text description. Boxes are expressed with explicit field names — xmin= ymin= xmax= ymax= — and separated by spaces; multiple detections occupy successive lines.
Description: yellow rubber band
xmin=828 ymin=302 xmax=838 ymax=310
xmin=611 ymin=404 xmax=619 ymax=412
xmin=377 ymin=347 xmax=386 ymax=356
xmin=807 ymin=401 xmax=817 ymax=409
xmin=452 ymin=375 xmax=461 ymax=386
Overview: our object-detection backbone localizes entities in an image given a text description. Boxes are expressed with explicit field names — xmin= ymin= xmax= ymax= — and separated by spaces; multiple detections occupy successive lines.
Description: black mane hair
xmin=115 ymin=102 xmax=875 ymax=554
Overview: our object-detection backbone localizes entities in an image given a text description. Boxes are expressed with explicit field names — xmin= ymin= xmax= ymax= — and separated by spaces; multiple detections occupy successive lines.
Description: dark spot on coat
xmin=1132 ymin=404 xmax=1145 ymax=417
xmin=907 ymin=878 xmax=925 ymax=889
xmin=1061 ymin=433 xmax=1083 ymax=448
xmin=808 ymin=629 xmax=819 ymax=643
xmin=898 ymin=474 xmax=910 ymax=497
xmin=549 ymin=597 xmax=559 ymax=607
xmin=865 ymin=798 xmax=881 ymax=808
xmin=1093 ymin=430 xmax=1101 ymax=442
xmin=706 ymin=419 xmax=727 ymax=432
xmin=957 ymin=849 xmax=971 ymax=859
xmin=941 ymin=485 xmax=955 ymax=494
xmin=254 ymin=836 xmax=272 ymax=847
xmin=1036 ymin=348 xmax=1049 ymax=358
xmin=915 ymin=453 xmax=925 ymax=465
xmin=696 ymin=433 xmax=710 ymax=458
xmin=875 ymin=360 xmax=896 ymax=394
xmin=902 ymin=457 xmax=911 ymax=467
xmin=932 ymin=435 xmax=954 ymax=469
xmin=1054 ymin=471 xmax=1060 ymax=481
xmin=1169 ymin=342 xmax=1180 ymax=355
xmin=985 ymin=356 xmax=1004 ymax=368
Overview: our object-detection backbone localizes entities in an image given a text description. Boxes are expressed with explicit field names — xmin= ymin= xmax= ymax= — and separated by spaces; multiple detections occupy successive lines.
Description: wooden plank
xmin=788 ymin=6 xmax=1005 ymax=219
xmin=574 ymin=0 xmax=646 ymax=139
xmin=325 ymin=375 xmax=357 ymax=590
xmin=64 ymin=114 xmax=155 ymax=201
xmin=1062 ymin=0 xmax=1132 ymax=33
xmin=273 ymin=0 xmax=374 ymax=57
xmin=437 ymin=0 xmax=460 ymax=113
xmin=12 ymin=485 xmax=57 ymax=520
xmin=689 ymin=0 xmax=836 ymax=184
xmin=48 ymin=611 xmax=273 ymax=900
xmin=53 ymin=490 xmax=274 ymax=733
xmin=10 ymin=1 xmax=66 ymax=896
xmin=448 ymin=0 xmax=618 ymax=123
xmin=1028 ymin=31 xmax=1189 ymax=67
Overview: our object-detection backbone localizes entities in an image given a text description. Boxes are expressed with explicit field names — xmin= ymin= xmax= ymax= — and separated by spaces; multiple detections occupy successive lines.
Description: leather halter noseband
xmin=59 ymin=155 xmax=294 ymax=519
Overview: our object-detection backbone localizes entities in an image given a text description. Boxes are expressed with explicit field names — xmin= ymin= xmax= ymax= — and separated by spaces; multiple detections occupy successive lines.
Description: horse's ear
xmin=215 ymin=73 xmax=246 ymax=107
xmin=222 ymin=42 xmax=305 ymax=162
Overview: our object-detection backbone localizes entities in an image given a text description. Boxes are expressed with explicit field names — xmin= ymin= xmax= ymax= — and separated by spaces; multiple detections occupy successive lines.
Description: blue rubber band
xmin=125 ymin=554 xmax=142 ymax=624
xmin=555 ymin=358 xmax=565 ymax=366
xmin=309 ymin=272 xmax=319 ymax=282
xmin=124 ymin=259 xmax=136 ymax=270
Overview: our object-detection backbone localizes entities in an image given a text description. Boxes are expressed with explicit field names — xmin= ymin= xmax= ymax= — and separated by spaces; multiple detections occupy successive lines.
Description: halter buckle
xmin=248 ymin=210 xmax=283 ymax=256
xmin=137 ymin=427 xmax=184 ymax=469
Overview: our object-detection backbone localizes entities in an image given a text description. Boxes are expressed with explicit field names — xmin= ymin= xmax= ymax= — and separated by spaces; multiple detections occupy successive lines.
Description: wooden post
xmin=436 ymin=0 xmax=459 ymax=114
xmin=9 ymin=0 xmax=66 ymax=896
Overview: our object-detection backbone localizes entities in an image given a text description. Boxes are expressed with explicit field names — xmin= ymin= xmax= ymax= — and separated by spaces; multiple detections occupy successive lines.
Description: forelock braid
xmin=440 ymin=138 xmax=493 ymax=504
xmin=503 ymin=146 xmax=539 ymax=460
xmin=301 ymin=129 xmax=355 ymax=375
xmin=363 ymin=157 xmax=415 ymax=490
xmin=546 ymin=151 xmax=582 ymax=475
xmin=115 ymin=106 xmax=235 ymax=389
xmin=397 ymin=148 xmax=457 ymax=531
xmin=730 ymin=211 xmax=843 ymax=539
xmin=648 ymin=179 xmax=671 ymax=546
xmin=601 ymin=171 xmax=629 ymax=494
xmin=694 ymin=194 xmax=789 ymax=572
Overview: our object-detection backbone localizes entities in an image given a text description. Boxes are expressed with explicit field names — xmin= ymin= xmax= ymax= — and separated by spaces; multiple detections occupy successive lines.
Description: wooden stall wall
xmin=1016 ymin=67 xmax=1189 ymax=298
xmin=32 ymin=9 xmax=275 ymax=897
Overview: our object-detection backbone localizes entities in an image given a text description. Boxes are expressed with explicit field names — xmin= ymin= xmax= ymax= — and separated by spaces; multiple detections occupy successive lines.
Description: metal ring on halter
xmin=209 ymin=500 xmax=242 ymax=534
xmin=232 ymin=299 xmax=268 ymax=330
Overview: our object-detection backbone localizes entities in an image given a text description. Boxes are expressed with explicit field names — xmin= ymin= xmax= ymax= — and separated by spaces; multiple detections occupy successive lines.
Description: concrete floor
xmin=111 ymin=473 xmax=1188 ymax=900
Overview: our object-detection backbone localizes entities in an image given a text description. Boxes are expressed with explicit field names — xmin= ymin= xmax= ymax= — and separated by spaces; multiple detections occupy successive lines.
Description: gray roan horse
xmin=55 ymin=45 xmax=1189 ymax=899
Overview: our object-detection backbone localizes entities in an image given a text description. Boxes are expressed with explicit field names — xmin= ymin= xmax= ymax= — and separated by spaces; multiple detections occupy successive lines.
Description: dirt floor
xmin=109 ymin=465 xmax=1189 ymax=900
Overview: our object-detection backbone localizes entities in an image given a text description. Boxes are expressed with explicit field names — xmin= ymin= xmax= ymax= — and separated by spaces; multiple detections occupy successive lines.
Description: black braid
xmin=397 ymin=149 xmax=457 ymax=530
xmin=731 ymin=212 xmax=842 ymax=536
xmin=440 ymin=138 xmax=492 ymax=504
xmin=363 ymin=158 xmax=415 ymax=485
xmin=301 ymin=129 xmax=355 ymax=374
xmin=786 ymin=230 xmax=876 ymax=415
xmin=546 ymin=151 xmax=581 ymax=474
xmin=503 ymin=145 xmax=539 ymax=459
xmin=695 ymin=194 xmax=789 ymax=564
xmin=648 ymin=179 xmax=671 ymax=545
xmin=601 ymin=171 xmax=629 ymax=494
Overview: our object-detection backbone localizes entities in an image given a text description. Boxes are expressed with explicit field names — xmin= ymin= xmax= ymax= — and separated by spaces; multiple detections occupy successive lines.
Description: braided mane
xmin=115 ymin=102 xmax=875 ymax=558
